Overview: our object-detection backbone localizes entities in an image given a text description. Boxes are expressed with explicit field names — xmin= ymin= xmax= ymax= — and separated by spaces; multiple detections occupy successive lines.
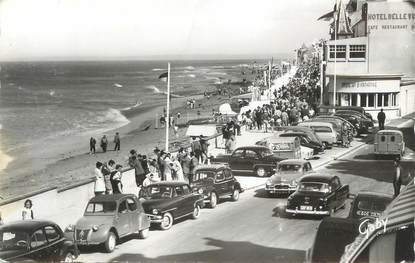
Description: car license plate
xmin=300 ymin=205 xmax=312 ymax=211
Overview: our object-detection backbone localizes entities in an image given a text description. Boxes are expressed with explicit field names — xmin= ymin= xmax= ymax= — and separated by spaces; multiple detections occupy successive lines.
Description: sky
xmin=0 ymin=0 xmax=332 ymax=61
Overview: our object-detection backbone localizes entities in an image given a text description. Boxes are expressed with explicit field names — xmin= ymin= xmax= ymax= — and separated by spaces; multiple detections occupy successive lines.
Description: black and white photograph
xmin=0 ymin=0 xmax=414 ymax=262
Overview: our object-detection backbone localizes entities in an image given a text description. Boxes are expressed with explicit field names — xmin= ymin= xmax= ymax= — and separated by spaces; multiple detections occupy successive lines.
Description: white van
xmin=374 ymin=130 xmax=405 ymax=157
xmin=298 ymin=122 xmax=337 ymax=148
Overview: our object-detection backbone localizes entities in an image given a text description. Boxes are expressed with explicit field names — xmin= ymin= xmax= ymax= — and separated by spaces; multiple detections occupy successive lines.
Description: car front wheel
xmin=62 ymin=251 xmax=75 ymax=262
xmin=160 ymin=213 xmax=173 ymax=230
xmin=255 ymin=167 xmax=266 ymax=177
xmin=231 ymin=189 xmax=240 ymax=201
xmin=192 ymin=205 xmax=201 ymax=219
xmin=209 ymin=192 xmax=218 ymax=208
xmin=138 ymin=228 xmax=149 ymax=239
xmin=104 ymin=231 xmax=117 ymax=253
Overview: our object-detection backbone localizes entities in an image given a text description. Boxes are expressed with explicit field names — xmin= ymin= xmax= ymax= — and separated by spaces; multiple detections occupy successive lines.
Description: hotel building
xmin=320 ymin=0 xmax=415 ymax=119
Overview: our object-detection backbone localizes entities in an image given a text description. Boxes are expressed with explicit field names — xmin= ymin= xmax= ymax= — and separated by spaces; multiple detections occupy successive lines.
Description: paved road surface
xmin=77 ymin=142 xmax=398 ymax=262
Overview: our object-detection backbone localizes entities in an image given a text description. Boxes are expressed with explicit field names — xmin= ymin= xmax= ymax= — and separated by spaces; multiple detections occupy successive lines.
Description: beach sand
xmin=0 ymin=92 xmax=234 ymax=198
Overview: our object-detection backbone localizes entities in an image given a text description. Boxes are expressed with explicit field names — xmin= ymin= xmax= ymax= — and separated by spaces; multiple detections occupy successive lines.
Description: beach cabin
xmin=374 ymin=130 xmax=405 ymax=157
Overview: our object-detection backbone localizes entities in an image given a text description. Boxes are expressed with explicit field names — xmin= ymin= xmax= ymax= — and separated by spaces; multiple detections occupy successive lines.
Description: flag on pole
xmin=158 ymin=72 xmax=168 ymax=82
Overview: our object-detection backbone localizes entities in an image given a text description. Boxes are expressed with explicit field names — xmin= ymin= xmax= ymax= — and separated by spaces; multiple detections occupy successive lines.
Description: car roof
xmin=264 ymin=136 xmax=298 ymax=142
xmin=278 ymin=159 xmax=309 ymax=165
xmin=195 ymin=164 xmax=229 ymax=171
xmin=146 ymin=181 xmax=189 ymax=187
xmin=299 ymin=121 xmax=334 ymax=127
xmin=235 ymin=145 xmax=269 ymax=151
xmin=90 ymin=193 xmax=136 ymax=202
xmin=0 ymin=220 xmax=58 ymax=232
xmin=300 ymin=173 xmax=335 ymax=183
xmin=355 ymin=191 xmax=393 ymax=200
xmin=280 ymin=132 xmax=308 ymax=137
xmin=376 ymin=129 xmax=403 ymax=136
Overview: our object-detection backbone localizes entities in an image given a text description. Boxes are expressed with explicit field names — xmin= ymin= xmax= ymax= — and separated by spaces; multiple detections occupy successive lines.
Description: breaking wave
xmin=145 ymin=85 xmax=161 ymax=94
xmin=152 ymin=68 xmax=165 ymax=71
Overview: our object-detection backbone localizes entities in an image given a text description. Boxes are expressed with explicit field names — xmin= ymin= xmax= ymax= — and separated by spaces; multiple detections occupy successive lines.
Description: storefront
xmin=327 ymin=74 xmax=402 ymax=119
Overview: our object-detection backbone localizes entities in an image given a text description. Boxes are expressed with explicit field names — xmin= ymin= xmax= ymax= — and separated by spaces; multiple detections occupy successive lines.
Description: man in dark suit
xmin=377 ymin=108 xmax=386 ymax=130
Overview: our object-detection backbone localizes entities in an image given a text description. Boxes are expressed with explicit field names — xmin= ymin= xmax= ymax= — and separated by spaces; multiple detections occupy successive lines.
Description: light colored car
xmin=65 ymin=194 xmax=150 ymax=253
xmin=298 ymin=122 xmax=337 ymax=148
xmin=374 ymin=129 xmax=405 ymax=157
xmin=265 ymin=159 xmax=313 ymax=196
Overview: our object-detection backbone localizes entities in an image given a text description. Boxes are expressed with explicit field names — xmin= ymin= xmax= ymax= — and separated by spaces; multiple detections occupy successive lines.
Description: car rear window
xmin=278 ymin=164 xmax=301 ymax=172
xmin=357 ymin=199 xmax=390 ymax=212
xmin=298 ymin=182 xmax=329 ymax=193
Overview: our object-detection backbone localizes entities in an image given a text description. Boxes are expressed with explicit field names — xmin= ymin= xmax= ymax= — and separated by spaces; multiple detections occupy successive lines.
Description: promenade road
xmin=77 ymin=135 xmax=403 ymax=262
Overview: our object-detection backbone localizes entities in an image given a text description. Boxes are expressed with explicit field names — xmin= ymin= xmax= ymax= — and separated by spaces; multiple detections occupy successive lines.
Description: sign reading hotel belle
xmin=367 ymin=2 xmax=415 ymax=32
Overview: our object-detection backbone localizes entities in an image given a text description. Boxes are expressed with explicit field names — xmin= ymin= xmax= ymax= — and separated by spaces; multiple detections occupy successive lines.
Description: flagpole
xmin=165 ymin=62 xmax=171 ymax=151
xmin=268 ymin=58 xmax=272 ymax=101
xmin=333 ymin=4 xmax=337 ymax=107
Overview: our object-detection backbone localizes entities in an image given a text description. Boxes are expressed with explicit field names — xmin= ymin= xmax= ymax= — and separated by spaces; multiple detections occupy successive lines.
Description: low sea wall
xmin=0 ymin=133 xmax=221 ymax=229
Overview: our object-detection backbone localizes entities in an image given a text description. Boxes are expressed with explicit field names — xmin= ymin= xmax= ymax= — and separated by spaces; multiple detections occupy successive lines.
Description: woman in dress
xmin=22 ymin=199 xmax=34 ymax=220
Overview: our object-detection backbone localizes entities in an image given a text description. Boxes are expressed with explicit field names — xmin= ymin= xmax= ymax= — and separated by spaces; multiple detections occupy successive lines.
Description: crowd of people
xmin=240 ymin=60 xmax=321 ymax=131
xmin=92 ymin=135 xmax=212 ymax=196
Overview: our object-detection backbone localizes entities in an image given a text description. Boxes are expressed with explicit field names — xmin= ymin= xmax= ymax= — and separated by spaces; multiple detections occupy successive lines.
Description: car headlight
xmin=266 ymin=180 xmax=271 ymax=186
xmin=319 ymin=197 xmax=327 ymax=203
xmin=92 ymin=225 xmax=99 ymax=232
xmin=198 ymin=188 xmax=204 ymax=194
xmin=65 ymin=224 xmax=74 ymax=232
xmin=152 ymin=209 xmax=159 ymax=215
xmin=290 ymin=180 xmax=298 ymax=186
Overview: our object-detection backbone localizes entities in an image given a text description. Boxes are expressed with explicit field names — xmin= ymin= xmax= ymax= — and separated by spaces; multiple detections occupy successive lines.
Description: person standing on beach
xmin=90 ymin=137 xmax=96 ymax=154
xmin=22 ymin=199 xmax=34 ymax=220
xmin=94 ymin=161 xmax=105 ymax=196
xmin=113 ymin=132 xmax=120 ymax=152
xmin=377 ymin=108 xmax=386 ymax=130
xmin=100 ymin=135 xmax=108 ymax=153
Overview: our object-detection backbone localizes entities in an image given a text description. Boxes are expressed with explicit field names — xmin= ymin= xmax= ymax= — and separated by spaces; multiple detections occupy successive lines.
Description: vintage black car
xmin=212 ymin=146 xmax=285 ymax=177
xmin=0 ymin=220 xmax=79 ymax=262
xmin=140 ymin=182 xmax=204 ymax=230
xmin=279 ymin=132 xmax=324 ymax=154
xmin=334 ymin=110 xmax=374 ymax=135
xmin=306 ymin=217 xmax=359 ymax=263
xmin=191 ymin=164 xmax=243 ymax=208
xmin=66 ymin=194 xmax=150 ymax=253
xmin=348 ymin=191 xmax=393 ymax=220
xmin=286 ymin=174 xmax=349 ymax=217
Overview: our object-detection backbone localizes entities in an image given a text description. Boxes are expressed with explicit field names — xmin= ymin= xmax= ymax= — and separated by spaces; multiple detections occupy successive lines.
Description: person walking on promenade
xmin=129 ymin=154 xmax=145 ymax=187
xmin=110 ymin=164 xmax=123 ymax=194
xmin=191 ymin=137 xmax=202 ymax=162
xmin=393 ymin=158 xmax=403 ymax=197
xmin=377 ymin=108 xmax=386 ymax=130
xmin=200 ymin=135 xmax=210 ymax=164
xmin=171 ymin=155 xmax=184 ymax=181
xmin=22 ymin=199 xmax=34 ymax=220
xmin=189 ymin=152 xmax=199 ymax=183
xmin=143 ymin=162 xmax=160 ymax=187
xmin=281 ymin=110 xmax=289 ymax=126
xmin=163 ymin=153 xmax=173 ymax=181
xmin=102 ymin=162 xmax=113 ymax=194
xmin=341 ymin=122 xmax=349 ymax=148
xmin=94 ymin=161 xmax=105 ymax=196
xmin=100 ymin=135 xmax=108 ymax=153
xmin=181 ymin=151 xmax=192 ymax=183
xmin=89 ymin=137 xmax=96 ymax=154
xmin=113 ymin=132 xmax=120 ymax=152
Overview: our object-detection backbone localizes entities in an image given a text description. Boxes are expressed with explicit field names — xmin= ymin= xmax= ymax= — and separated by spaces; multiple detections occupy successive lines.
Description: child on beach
xmin=22 ymin=199 xmax=34 ymax=220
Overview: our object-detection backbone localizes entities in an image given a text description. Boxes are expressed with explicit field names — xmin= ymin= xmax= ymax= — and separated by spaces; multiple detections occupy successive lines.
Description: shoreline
xmin=0 ymin=91 xmax=228 ymax=198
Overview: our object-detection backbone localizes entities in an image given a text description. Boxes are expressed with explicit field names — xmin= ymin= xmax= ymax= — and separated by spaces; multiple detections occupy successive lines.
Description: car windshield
xmin=85 ymin=201 xmax=117 ymax=214
xmin=261 ymin=148 xmax=273 ymax=156
xmin=298 ymin=182 xmax=330 ymax=193
xmin=357 ymin=199 xmax=391 ymax=212
xmin=0 ymin=230 xmax=29 ymax=252
xmin=278 ymin=164 xmax=302 ymax=172
xmin=193 ymin=171 xmax=215 ymax=182
xmin=142 ymin=186 xmax=173 ymax=199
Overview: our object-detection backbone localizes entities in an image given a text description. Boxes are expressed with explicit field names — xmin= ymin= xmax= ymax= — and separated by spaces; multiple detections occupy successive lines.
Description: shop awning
xmin=185 ymin=125 xmax=218 ymax=137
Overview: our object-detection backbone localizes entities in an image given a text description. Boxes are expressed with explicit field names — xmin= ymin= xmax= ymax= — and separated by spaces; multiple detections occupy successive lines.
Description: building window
xmin=351 ymin=94 xmax=357 ymax=106
xmin=329 ymin=45 xmax=346 ymax=60
xmin=368 ymin=94 xmax=375 ymax=107
xmin=349 ymin=45 xmax=366 ymax=60
xmin=361 ymin=94 xmax=367 ymax=107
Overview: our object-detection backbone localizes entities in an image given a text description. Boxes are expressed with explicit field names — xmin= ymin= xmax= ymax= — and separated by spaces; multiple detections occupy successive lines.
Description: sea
xmin=0 ymin=60 xmax=268 ymax=158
